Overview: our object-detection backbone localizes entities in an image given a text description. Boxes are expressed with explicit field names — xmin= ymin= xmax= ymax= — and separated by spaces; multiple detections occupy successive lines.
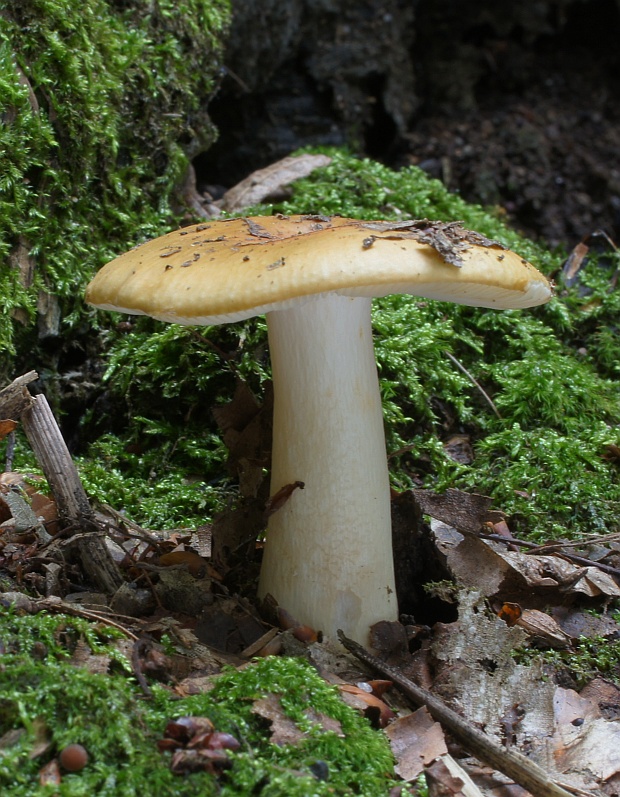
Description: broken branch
xmin=337 ymin=630 xmax=577 ymax=797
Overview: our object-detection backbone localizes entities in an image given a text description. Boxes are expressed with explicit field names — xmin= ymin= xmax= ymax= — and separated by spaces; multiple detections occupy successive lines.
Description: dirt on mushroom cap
xmin=85 ymin=215 xmax=553 ymax=323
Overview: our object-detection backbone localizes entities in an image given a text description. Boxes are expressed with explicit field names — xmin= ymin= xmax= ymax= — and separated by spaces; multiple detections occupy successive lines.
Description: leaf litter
xmin=3 ymin=371 xmax=620 ymax=794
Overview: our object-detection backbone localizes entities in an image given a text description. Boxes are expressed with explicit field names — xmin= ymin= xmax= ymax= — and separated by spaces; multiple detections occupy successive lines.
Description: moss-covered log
xmin=0 ymin=0 xmax=230 ymax=369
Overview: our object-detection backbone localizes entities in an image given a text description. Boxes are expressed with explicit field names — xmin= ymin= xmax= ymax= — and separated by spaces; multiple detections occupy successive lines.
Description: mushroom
xmin=85 ymin=214 xmax=552 ymax=643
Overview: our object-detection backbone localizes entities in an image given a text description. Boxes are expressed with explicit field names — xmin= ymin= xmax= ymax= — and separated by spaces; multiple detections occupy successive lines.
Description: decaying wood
xmin=338 ymin=631 xmax=579 ymax=797
xmin=0 ymin=370 xmax=37 ymax=420
xmin=62 ymin=532 xmax=124 ymax=594
xmin=21 ymin=393 xmax=92 ymax=523
xmin=218 ymin=154 xmax=333 ymax=212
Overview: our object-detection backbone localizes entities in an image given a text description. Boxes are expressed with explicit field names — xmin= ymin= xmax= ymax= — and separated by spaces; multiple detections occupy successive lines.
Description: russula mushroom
xmin=85 ymin=214 xmax=552 ymax=643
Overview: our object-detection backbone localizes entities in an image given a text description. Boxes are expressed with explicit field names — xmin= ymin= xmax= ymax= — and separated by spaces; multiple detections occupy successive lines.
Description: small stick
xmin=337 ymin=630 xmax=577 ymax=797
xmin=444 ymin=351 xmax=502 ymax=419
xmin=21 ymin=393 xmax=92 ymax=523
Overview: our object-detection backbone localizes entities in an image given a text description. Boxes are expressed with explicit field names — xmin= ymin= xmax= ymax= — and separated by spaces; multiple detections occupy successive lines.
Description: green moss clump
xmin=0 ymin=608 xmax=397 ymax=796
xmin=0 ymin=0 xmax=230 ymax=366
xmin=516 ymin=632 xmax=620 ymax=689
xmin=75 ymin=149 xmax=620 ymax=540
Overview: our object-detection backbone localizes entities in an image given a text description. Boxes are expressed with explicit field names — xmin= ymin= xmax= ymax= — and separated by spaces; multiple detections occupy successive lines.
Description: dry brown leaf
xmin=385 ymin=706 xmax=447 ymax=780
xmin=69 ymin=637 xmax=111 ymax=674
xmin=0 ymin=419 xmax=17 ymax=439
xmin=433 ymin=521 xmax=620 ymax=604
xmin=553 ymin=607 xmax=620 ymax=642
xmin=252 ymin=693 xmax=343 ymax=746
xmin=515 ymin=609 xmax=572 ymax=649
xmin=158 ymin=550 xmax=209 ymax=578
xmin=338 ymin=684 xmax=396 ymax=728
xmin=38 ymin=759 xmax=61 ymax=787
xmin=413 ymin=489 xmax=504 ymax=534
xmin=426 ymin=757 xmax=468 ymax=797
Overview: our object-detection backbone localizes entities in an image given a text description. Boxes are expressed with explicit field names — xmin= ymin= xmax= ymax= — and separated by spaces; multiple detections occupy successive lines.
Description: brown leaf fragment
xmin=252 ymin=694 xmax=343 ymax=746
xmin=425 ymin=757 xmax=468 ymax=797
xmin=38 ymin=758 xmax=61 ymax=787
xmin=338 ymin=684 xmax=396 ymax=729
xmin=211 ymin=380 xmax=272 ymax=497
xmin=69 ymin=637 xmax=111 ymax=674
xmin=515 ymin=609 xmax=572 ymax=649
xmin=580 ymin=678 xmax=620 ymax=721
xmin=170 ymin=747 xmax=232 ymax=775
xmin=434 ymin=522 xmax=620 ymax=603
xmin=0 ymin=419 xmax=17 ymax=439
xmin=265 ymin=481 xmax=305 ymax=517
xmin=551 ymin=606 xmax=620 ymax=640
xmin=359 ymin=219 xmax=506 ymax=267
xmin=240 ymin=627 xmax=280 ymax=658
xmin=413 ymin=488 xmax=505 ymax=534
xmin=385 ymin=706 xmax=447 ymax=781
xmin=442 ymin=435 xmax=474 ymax=465
xmin=561 ymin=240 xmax=589 ymax=284
xmin=158 ymin=550 xmax=209 ymax=578
xmin=368 ymin=619 xmax=409 ymax=660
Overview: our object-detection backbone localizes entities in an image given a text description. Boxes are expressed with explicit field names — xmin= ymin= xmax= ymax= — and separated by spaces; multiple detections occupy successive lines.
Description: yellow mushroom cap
xmin=85 ymin=214 xmax=553 ymax=323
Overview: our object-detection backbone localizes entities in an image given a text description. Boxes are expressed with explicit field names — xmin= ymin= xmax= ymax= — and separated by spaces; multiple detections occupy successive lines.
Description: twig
xmin=480 ymin=533 xmax=620 ymax=579
xmin=21 ymin=394 xmax=92 ymax=523
xmin=444 ymin=351 xmax=502 ymax=419
xmin=37 ymin=597 xmax=140 ymax=640
xmin=338 ymin=630 xmax=578 ymax=797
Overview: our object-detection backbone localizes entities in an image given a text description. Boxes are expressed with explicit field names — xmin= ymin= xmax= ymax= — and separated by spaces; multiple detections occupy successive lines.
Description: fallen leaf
xmin=413 ymin=488 xmax=505 ymax=534
xmin=385 ymin=706 xmax=447 ymax=780
xmin=38 ymin=759 xmax=61 ymax=787
xmin=425 ymin=757 xmax=468 ymax=797
xmin=265 ymin=481 xmax=304 ymax=517
xmin=252 ymin=693 xmax=343 ymax=746
xmin=515 ymin=609 xmax=572 ymax=649
xmin=338 ymin=684 xmax=395 ymax=728
xmin=0 ymin=419 xmax=17 ymax=439
xmin=158 ymin=550 xmax=209 ymax=578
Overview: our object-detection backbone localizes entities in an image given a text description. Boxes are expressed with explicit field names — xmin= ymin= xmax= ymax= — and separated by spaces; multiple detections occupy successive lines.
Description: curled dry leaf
xmin=158 ymin=716 xmax=240 ymax=776
xmin=338 ymin=684 xmax=395 ymax=729
xmin=515 ymin=609 xmax=572 ymax=649
xmin=265 ymin=480 xmax=305 ymax=517
xmin=0 ymin=419 xmax=17 ymax=440
xmin=158 ymin=550 xmax=210 ymax=578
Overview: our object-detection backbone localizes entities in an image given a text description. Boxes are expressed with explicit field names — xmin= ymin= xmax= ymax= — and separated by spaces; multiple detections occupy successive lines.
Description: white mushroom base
xmin=258 ymin=294 xmax=398 ymax=644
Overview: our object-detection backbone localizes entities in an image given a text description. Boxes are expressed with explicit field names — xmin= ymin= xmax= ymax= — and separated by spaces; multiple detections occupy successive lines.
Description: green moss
xmin=77 ymin=432 xmax=230 ymax=528
xmin=76 ymin=149 xmax=620 ymax=540
xmin=0 ymin=0 xmax=230 ymax=365
xmin=0 ymin=608 xmax=397 ymax=796
xmin=516 ymin=632 xmax=620 ymax=689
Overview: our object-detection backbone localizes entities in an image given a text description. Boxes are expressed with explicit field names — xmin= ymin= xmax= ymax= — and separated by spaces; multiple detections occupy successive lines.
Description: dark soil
xmin=196 ymin=0 xmax=620 ymax=250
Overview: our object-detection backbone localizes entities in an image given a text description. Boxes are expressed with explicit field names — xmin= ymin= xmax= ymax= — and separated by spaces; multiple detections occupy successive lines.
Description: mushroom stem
xmin=258 ymin=294 xmax=398 ymax=643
